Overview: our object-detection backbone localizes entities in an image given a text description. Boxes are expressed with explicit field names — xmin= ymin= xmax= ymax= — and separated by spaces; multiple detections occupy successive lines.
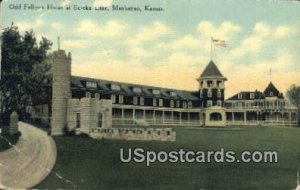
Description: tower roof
xmin=200 ymin=60 xmax=225 ymax=78
xmin=264 ymin=82 xmax=283 ymax=98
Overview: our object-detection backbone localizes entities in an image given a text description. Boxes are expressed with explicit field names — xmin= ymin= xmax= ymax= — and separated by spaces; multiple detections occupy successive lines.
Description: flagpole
xmin=210 ymin=37 xmax=213 ymax=61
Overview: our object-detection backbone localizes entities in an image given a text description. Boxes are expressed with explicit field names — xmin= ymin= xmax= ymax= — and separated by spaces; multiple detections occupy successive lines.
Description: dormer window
xmin=86 ymin=81 xmax=97 ymax=88
xmin=133 ymin=87 xmax=142 ymax=93
xmin=111 ymin=84 xmax=120 ymax=91
xmin=250 ymin=93 xmax=255 ymax=99
xmin=238 ymin=93 xmax=242 ymax=99
xmin=170 ymin=91 xmax=177 ymax=96
xmin=270 ymin=92 xmax=273 ymax=96
xmin=153 ymin=89 xmax=160 ymax=95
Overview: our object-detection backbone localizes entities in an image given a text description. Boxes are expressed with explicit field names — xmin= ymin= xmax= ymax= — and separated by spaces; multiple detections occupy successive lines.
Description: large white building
xmin=27 ymin=49 xmax=298 ymax=135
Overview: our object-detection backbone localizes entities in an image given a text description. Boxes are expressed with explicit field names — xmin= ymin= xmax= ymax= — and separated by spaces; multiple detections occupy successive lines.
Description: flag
xmin=211 ymin=37 xmax=226 ymax=47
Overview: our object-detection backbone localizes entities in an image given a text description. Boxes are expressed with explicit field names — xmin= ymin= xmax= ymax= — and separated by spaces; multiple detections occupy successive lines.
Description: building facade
xmin=27 ymin=49 xmax=298 ymax=136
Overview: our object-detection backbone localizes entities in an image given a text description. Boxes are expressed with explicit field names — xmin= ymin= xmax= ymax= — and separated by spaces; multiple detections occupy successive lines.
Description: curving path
xmin=0 ymin=122 xmax=57 ymax=189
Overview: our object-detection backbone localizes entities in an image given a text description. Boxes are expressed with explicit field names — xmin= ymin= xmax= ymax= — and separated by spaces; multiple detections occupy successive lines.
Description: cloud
xmin=16 ymin=19 xmax=44 ymax=31
xmin=273 ymin=26 xmax=294 ymax=38
xmin=93 ymin=0 xmax=113 ymax=7
xmin=60 ymin=0 xmax=71 ymax=6
xmin=51 ymin=22 xmax=63 ymax=31
xmin=254 ymin=22 xmax=271 ymax=37
xmin=128 ymin=47 xmax=153 ymax=57
xmin=76 ymin=19 xmax=127 ymax=38
xmin=197 ymin=20 xmax=242 ymax=40
xmin=127 ymin=21 xmax=170 ymax=45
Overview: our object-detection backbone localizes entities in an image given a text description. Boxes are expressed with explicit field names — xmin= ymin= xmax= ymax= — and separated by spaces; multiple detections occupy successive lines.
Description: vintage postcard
xmin=0 ymin=0 xmax=300 ymax=189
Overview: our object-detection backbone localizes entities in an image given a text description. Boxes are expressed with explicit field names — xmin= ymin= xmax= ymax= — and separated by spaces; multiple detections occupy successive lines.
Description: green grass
xmin=36 ymin=126 xmax=300 ymax=190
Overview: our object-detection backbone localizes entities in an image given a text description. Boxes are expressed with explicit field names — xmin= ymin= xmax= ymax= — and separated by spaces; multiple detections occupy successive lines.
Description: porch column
xmin=121 ymin=108 xmax=124 ymax=125
xmin=188 ymin=112 xmax=190 ymax=124
xmin=133 ymin=109 xmax=136 ymax=120
xmin=179 ymin=111 xmax=182 ymax=124
xmin=153 ymin=110 xmax=156 ymax=124
xmin=162 ymin=110 xmax=165 ymax=124
xmin=244 ymin=111 xmax=246 ymax=125
xmin=143 ymin=109 xmax=146 ymax=120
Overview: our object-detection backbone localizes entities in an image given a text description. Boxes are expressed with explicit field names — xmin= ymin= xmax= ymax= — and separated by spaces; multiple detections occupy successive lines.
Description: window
xmin=76 ymin=113 xmax=80 ymax=128
xmin=183 ymin=101 xmax=187 ymax=108
xmin=98 ymin=113 xmax=103 ymax=128
xmin=188 ymin=101 xmax=193 ymax=108
xmin=238 ymin=93 xmax=242 ymax=99
xmin=207 ymin=100 xmax=212 ymax=107
xmin=159 ymin=99 xmax=163 ymax=107
xmin=111 ymin=94 xmax=116 ymax=103
xmin=217 ymin=100 xmax=222 ymax=106
xmin=153 ymin=89 xmax=160 ymax=95
xmin=95 ymin=93 xmax=100 ymax=99
xmin=238 ymin=102 xmax=243 ymax=108
xmin=170 ymin=91 xmax=177 ymax=96
xmin=270 ymin=92 xmax=273 ymax=96
xmin=86 ymin=81 xmax=97 ymax=88
xmin=85 ymin=92 xmax=91 ymax=98
xmin=111 ymin=84 xmax=120 ymax=91
xmin=207 ymin=81 xmax=213 ymax=87
xmin=200 ymin=90 xmax=203 ymax=98
xmin=170 ymin=100 xmax=175 ymax=108
xmin=217 ymin=81 xmax=222 ymax=87
xmin=176 ymin=100 xmax=180 ymax=108
xmin=153 ymin=98 xmax=157 ymax=106
xmin=133 ymin=96 xmax=138 ymax=105
xmin=140 ymin=97 xmax=144 ymax=105
xmin=208 ymin=90 xmax=212 ymax=98
xmin=133 ymin=87 xmax=142 ymax=93
xmin=119 ymin=95 xmax=124 ymax=104
xmin=200 ymin=81 xmax=203 ymax=88
xmin=250 ymin=93 xmax=255 ymax=99
xmin=217 ymin=90 xmax=221 ymax=98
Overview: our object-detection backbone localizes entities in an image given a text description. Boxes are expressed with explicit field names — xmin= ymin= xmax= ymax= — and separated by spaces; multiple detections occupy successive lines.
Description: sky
xmin=1 ymin=0 xmax=300 ymax=98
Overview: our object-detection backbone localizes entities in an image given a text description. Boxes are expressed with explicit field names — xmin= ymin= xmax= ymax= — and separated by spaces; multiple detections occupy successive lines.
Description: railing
xmin=112 ymin=118 xmax=202 ymax=126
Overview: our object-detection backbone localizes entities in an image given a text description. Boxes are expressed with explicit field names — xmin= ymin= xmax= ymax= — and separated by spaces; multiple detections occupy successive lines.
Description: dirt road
xmin=0 ymin=122 xmax=56 ymax=189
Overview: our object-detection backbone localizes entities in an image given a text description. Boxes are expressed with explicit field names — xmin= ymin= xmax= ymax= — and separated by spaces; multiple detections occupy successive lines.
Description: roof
xmin=70 ymin=75 xmax=200 ymax=101
xmin=199 ymin=60 xmax=225 ymax=78
xmin=264 ymin=82 xmax=283 ymax=98
xmin=226 ymin=91 xmax=265 ymax=101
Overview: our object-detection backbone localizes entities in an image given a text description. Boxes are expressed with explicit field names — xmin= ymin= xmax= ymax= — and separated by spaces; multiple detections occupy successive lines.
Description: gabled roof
xmin=226 ymin=91 xmax=265 ymax=101
xmin=264 ymin=82 xmax=283 ymax=98
xmin=70 ymin=75 xmax=200 ymax=101
xmin=200 ymin=60 xmax=224 ymax=78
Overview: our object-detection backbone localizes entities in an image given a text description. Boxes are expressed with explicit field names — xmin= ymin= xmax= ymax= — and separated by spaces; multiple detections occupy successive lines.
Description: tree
xmin=286 ymin=84 xmax=300 ymax=126
xmin=0 ymin=24 xmax=52 ymax=125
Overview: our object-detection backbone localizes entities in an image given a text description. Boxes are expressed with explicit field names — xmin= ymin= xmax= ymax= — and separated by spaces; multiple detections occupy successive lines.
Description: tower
xmin=197 ymin=60 xmax=227 ymax=108
xmin=51 ymin=49 xmax=71 ymax=135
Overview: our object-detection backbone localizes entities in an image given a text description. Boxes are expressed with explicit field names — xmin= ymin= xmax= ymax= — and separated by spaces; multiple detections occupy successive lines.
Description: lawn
xmin=36 ymin=126 xmax=300 ymax=190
